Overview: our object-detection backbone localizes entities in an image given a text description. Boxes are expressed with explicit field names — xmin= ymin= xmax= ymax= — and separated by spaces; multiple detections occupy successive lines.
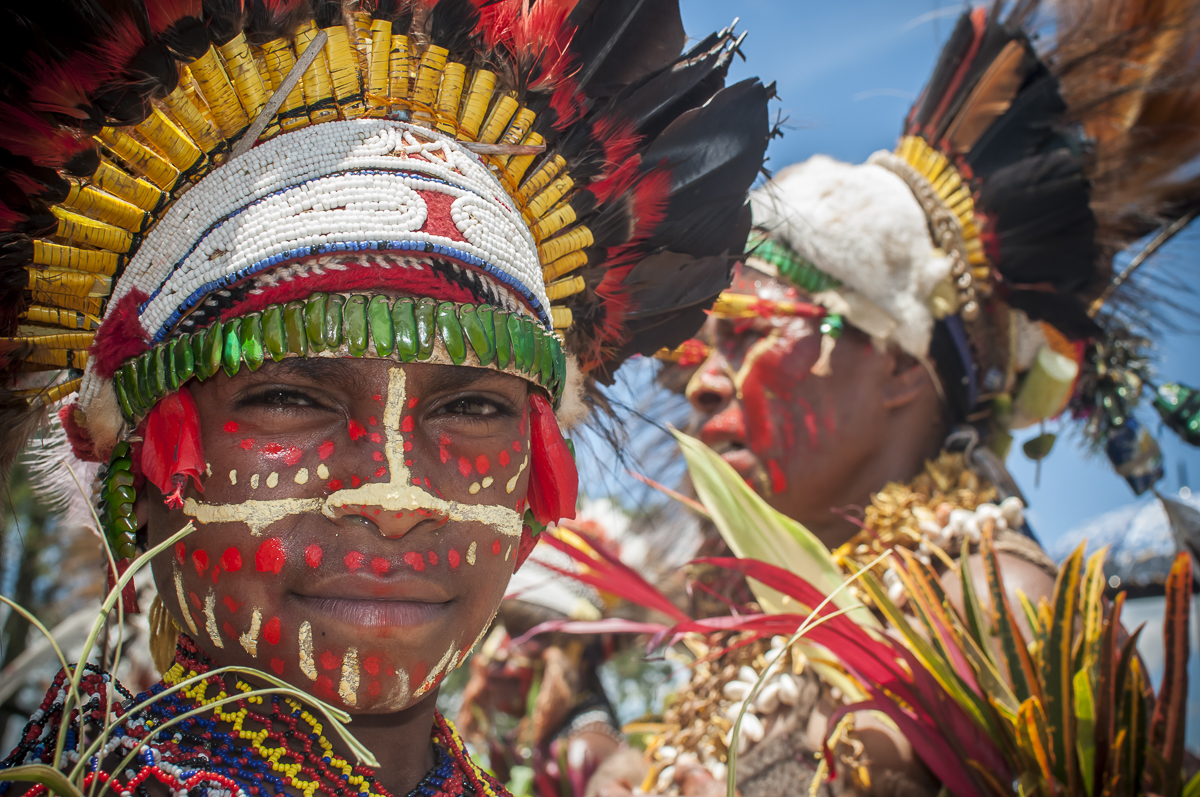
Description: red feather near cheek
xmin=141 ymin=390 xmax=206 ymax=509
xmin=526 ymin=393 xmax=577 ymax=526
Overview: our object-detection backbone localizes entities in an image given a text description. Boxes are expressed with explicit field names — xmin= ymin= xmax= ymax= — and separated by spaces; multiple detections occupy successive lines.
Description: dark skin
xmin=140 ymin=357 xmax=534 ymax=796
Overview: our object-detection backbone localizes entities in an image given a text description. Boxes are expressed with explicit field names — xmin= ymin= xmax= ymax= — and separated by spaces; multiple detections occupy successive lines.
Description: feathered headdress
xmin=0 ymin=0 xmax=771 ymax=553
xmin=718 ymin=0 xmax=1200 ymax=494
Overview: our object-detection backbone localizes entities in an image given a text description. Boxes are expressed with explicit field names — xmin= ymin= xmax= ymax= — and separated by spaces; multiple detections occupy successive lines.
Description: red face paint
xmin=305 ymin=544 xmax=323 ymax=568
xmin=270 ymin=658 xmax=285 ymax=674
xmin=428 ymin=550 xmax=439 ymax=566
xmin=371 ymin=557 xmax=390 ymax=576
xmin=373 ymin=451 xmax=384 ymax=462
xmin=255 ymin=538 xmax=286 ymax=575
xmin=404 ymin=551 xmax=425 ymax=571
xmin=374 ymin=466 xmax=387 ymax=478
xmin=263 ymin=616 xmax=281 ymax=645
xmin=222 ymin=595 xmax=241 ymax=613
xmin=224 ymin=421 xmax=239 ymax=434
xmin=364 ymin=656 xmax=380 ymax=676
xmin=368 ymin=432 xmax=382 ymax=444
xmin=368 ymin=682 xmax=381 ymax=697
xmin=321 ymin=651 xmax=340 ymax=671
xmin=328 ymin=479 xmax=343 ymax=490
xmin=239 ymin=439 xmax=255 ymax=450
xmin=457 ymin=457 xmax=472 ymax=477
xmin=491 ymin=540 xmax=501 ymax=556
xmin=220 ymin=547 xmax=243 ymax=572
xmin=175 ymin=542 xmax=186 ymax=565
xmin=345 ymin=551 xmax=365 ymax=572
xmin=412 ymin=661 xmax=427 ymax=685
xmin=350 ymin=475 xmax=361 ymax=487
xmin=223 ymin=621 xmax=237 ymax=638
xmin=475 ymin=455 xmax=490 ymax=475
xmin=408 ymin=397 xmax=418 ymax=408
xmin=318 ymin=440 xmax=335 ymax=460
xmin=192 ymin=550 xmax=209 ymax=577
xmin=401 ymin=416 xmax=414 ymax=432
xmin=498 ymin=450 xmax=510 ymax=467
xmin=448 ymin=549 xmax=461 ymax=569
xmin=348 ymin=420 xmax=368 ymax=440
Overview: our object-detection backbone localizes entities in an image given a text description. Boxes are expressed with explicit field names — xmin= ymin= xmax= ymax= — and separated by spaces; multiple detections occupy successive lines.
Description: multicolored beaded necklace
xmin=0 ymin=635 xmax=510 ymax=797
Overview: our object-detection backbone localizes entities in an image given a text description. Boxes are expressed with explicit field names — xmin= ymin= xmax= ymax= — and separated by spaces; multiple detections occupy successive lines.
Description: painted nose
xmin=686 ymin=353 xmax=735 ymax=414
xmin=328 ymin=503 xmax=448 ymax=539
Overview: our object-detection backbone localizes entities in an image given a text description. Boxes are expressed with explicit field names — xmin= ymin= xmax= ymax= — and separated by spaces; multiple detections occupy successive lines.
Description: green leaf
xmin=981 ymin=529 xmax=1039 ymax=706
xmin=1182 ymin=770 xmax=1200 ymax=797
xmin=0 ymin=764 xmax=85 ymax=797
xmin=1074 ymin=668 xmax=1096 ymax=797
xmin=1148 ymin=552 xmax=1192 ymax=797
xmin=1042 ymin=544 xmax=1084 ymax=786
xmin=672 ymin=429 xmax=875 ymax=626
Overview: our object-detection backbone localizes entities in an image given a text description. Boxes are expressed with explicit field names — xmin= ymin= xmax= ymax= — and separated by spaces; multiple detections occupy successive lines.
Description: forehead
xmin=728 ymin=262 xmax=804 ymax=303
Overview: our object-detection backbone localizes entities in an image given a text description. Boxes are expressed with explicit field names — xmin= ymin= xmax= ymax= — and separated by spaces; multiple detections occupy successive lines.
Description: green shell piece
xmin=113 ymin=515 xmax=137 ymax=534
xmin=369 ymin=296 xmax=394 ymax=357
xmin=135 ymin=353 xmax=154 ymax=408
xmin=460 ymin=305 xmax=495 ymax=366
xmin=344 ymin=295 xmax=370 ymax=357
xmin=113 ymin=371 xmax=136 ymax=420
xmin=111 ymin=441 xmax=130 ymax=459
xmin=114 ymin=501 xmax=134 ymax=517
xmin=508 ymin=314 xmax=525 ymax=370
xmin=476 ymin=304 xmax=497 ymax=359
xmin=263 ymin=305 xmax=287 ymax=361
xmin=538 ymin=332 xmax=553 ymax=386
xmin=528 ymin=324 xmax=542 ymax=378
xmin=117 ymin=540 xmax=138 ymax=559
xmin=109 ymin=470 xmax=135 ymax=490
xmin=493 ymin=310 xmax=512 ymax=369
xmin=166 ymin=342 xmax=181 ymax=392
xmin=240 ymin=313 xmax=265 ymax=372
xmin=191 ymin=330 xmax=209 ymax=380
xmin=324 ymin=294 xmax=346 ymax=350
xmin=107 ymin=484 xmax=136 ymax=504
xmin=393 ymin=299 xmax=418 ymax=362
xmin=552 ymin=339 xmax=566 ymax=396
xmin=415 ymin=299 xmax=438 ymax=360
xmin=437 ymin=302 xmax=467 ymax=366
xmin=203 ymin=320 xmax=224 ymax=379
xmin=151 ymin=346 xmax=168 ymax=397
xmin=223 ymin=322 xmax=243 ymax=378
xmin=284 ymin=302 xmax=308 ymax=358
xmin=306 ymin=294 xmax=328 ymax=352
xmin=173 ymin=336 xmax=194 ymax=386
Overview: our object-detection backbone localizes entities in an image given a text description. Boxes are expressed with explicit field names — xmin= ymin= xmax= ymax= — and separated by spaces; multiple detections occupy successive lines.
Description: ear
xmin=880 ymin=350 xmax=933 ymax=410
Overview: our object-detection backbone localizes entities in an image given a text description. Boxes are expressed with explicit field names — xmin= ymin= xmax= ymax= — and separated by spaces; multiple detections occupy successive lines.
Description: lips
xmin=710 ymin=441 xmax=773 ymax=496
xmin=292 ymin=572 xmax=453 ymax=628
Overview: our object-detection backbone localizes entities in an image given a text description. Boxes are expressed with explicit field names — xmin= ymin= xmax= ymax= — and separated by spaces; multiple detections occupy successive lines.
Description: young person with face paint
xmin=618 ymin=4 xmax=1200 ymax=796
xmin=0 ymin=2 xmax=770 ymax=795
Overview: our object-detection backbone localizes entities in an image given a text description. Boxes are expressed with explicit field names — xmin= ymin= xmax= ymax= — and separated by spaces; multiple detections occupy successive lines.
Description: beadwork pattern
xmin=0 ymin=636 xmax=511 ymax=797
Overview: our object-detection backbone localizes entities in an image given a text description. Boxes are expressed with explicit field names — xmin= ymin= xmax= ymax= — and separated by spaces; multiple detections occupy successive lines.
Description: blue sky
xmin=665 ymin=0 xmax=1200 ymax=548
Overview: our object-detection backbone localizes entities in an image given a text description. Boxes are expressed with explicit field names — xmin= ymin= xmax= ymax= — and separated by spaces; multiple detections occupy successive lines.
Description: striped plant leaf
xmin=960 ymin=541 xmax=1000 ymax=670
xmin=1093 ymin=591 xmax=1126 ymax=793
xmin=1016 ymin=697 xmax=1057 ymax=794
xmin=1117 ymin=638 xmax=1149 ymax=797
xmin=1075 ymin=668 xmax=1097 ymax=797
xmin=1147 ymin=552 xmax=1192 ymax=797
xmin=981 ymin=528 xmax=1040 ymax=705
xmin=1042 ymin=544 xmax=1084 ymax=788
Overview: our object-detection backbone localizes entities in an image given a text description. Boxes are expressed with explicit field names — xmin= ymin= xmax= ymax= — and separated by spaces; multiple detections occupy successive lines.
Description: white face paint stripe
xmin=203 ymin=592 xmax=224 ymax=648
xmin=299 ymin=621 xmax=317 ymax=680
xmin=412 ymin=642 xmax=458 ymax=700
xmin=239 ymin=608 xmax=262 ymax=657
xmin=173 ymin=563 xmax=201 ymax=636
xmin=182 ymin=367 xmax=523 ymax=538
xmin=467 ymin=541 xmax=477 ymax=565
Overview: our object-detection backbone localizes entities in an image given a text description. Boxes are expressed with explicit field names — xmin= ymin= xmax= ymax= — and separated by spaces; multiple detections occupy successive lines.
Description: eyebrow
xmin=257 ymin=358 xmax=528 ymax=395
xmin=418 ymin=364 xmax=528 ymax=396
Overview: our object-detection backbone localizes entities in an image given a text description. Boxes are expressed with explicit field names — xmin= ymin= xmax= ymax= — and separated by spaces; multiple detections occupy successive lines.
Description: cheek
xmin=404 ymin=407 xmax=532 ymax=509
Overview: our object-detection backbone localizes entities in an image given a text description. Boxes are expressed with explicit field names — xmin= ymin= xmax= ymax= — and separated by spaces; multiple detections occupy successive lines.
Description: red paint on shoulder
xmin=348 ymin=420 xmax=368 ymax=440
xmin=222 ymin=595 xmax=241 ymax=613
xmin=491 ymin=540 xmax=501 ymax=556
xmin=327 ymin=479 xmax=343 ymax=490
xmin=345 ymin=551 xmax=365 ymax=572
xmin=318 ymin=440 xmax=335 ymax=460
xmin=263 ymin=616 xmax=281 ymax=645
xmin=371 ymin=557 xmax=390 ymax=576
xmin=457 ymin=457 xmax=472 ymax=477
xmin=428 ymin=550 xmax=439 ymax=566
xmin=475 ymin=455 xmax=490 ymax=475
xmin=321 ymin=650 xmax=340 ymax=671
xmin=192 ymin=549 xmax=209 ymax=577
xmin=448 ymin=549 xmax=461 ymax=569
xmin=239 ymin=438 xmax=255 ymax=450
xmin=304 ymin=544 xmax=323 ymax=568
xmin=364 ymin=656 xmax=380 ymax=676
xmin=270 ymin=658 xmax=285 ymax=674
xmin=498 ymin=450 xmax=510 ymax=467
xmin=255 ymin=538 xmax=286 ymax=575
xmin=221 ymin=547 xmax=243 ymax=572
xmin=404 ymin=551 xmax=426 ymax=571
xmin=224 ymin=421 xmax=239 ymax=434
xmin=401 ymin=415 xmax=414 ymax=432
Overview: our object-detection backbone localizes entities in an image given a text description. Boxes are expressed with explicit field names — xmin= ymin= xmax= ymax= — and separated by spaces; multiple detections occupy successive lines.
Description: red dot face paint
xmin=321 ymin=650 xmax=340 ymax=670
xmin=457 ymin=457 xmax=472 ymax=477
xmin=448 ymin=549 xmax=461 ymax=569
xmin=368 ymin=681 xmax=381 ymax=697
xmin=475 ymin=455 xmax=490 ymax=475
xmin=220 ymin=547 xmax=243 ymax=572
xmin=401 ymin=416 xmax=414 ymax=432
xmin=304 ymin=545 xmax=323 ymax=568
xmin=345 ymin=551 xmax=365 ymax=572
xmin=318 ymin=440 xmax=335 ymax=460
xmin=373 ymin=451 xmax=384 ymax=462
xmin=491 ymin=540 xmax=501 ymax=556
xmin=348 ymin=420 xmax=368 ymax=440
xmin=327 ymin=479 xmax=343 ymax=490
xmin=263 ymin=617 xmax=281 ymax=645
xmin=270 ymin=658 xmax=285 ymax=674
xmin=255 ymin=538 xmax=286 ymax=575
xmin=370 ymin=557 xmax=390 ymax=576
xmin=374 ymin=466 xmax=387 ymax=478
xmin=239 ymin=438 xmax=255 ymax=450
xmin=224 ymin=421 xmax=239 ymax=433
xmin=404 ymin=551 xmax=425 ymax=571
xmin=428 ymin=551 xmax=439 ymax=566
xmin=192 ymin=550 xmax=209 ymax=577
xmin=222 ymin=596 xmax=241 ymax=613
xmin=368 ymin=416 xmax=377 ymax=426
xmin=498 ymin=450 xmax=510 ymax=467
xmin=364 ymin=656 xmax=380 ymax=676
xmin=175 ymin=542 xmax=187 ymax=565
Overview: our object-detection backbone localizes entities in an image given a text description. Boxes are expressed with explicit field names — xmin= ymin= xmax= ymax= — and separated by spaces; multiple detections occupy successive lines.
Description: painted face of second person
xmin=145 ymin=356 xmax=534 ymax=713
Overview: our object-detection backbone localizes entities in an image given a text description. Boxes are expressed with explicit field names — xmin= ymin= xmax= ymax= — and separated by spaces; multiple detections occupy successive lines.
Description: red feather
xmin=146 ymin=0 xmax=204 ymax=33
xmin=526 ymin=392 xmax=578 ymax=525
xmin=89 ymin=290 xmax=151 ymax=379
xmin=0 ymin=104 xmax=94 ymax=169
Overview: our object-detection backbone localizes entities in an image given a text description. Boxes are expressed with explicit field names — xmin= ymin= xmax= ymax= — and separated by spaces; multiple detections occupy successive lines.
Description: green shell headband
xmin=745 ymin=233 xmax=843 ymax=295
xmin=111 ymin=293 xmax=568 ymax=425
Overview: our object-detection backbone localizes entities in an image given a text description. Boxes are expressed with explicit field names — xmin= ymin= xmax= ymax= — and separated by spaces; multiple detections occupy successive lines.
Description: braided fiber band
xmin=111 ymin=293 xmax=566 ymax=425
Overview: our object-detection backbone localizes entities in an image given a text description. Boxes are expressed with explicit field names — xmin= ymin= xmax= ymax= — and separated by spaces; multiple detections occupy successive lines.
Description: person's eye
xmin=239 ymin=387 xmax=325 ymax=409
xmin=441 ymin=397 xmax=503 ymax=417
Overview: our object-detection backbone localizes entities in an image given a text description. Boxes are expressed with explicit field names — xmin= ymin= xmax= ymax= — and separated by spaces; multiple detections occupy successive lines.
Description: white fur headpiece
xmin=749 ymin=155 xmax=954 ymax=357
